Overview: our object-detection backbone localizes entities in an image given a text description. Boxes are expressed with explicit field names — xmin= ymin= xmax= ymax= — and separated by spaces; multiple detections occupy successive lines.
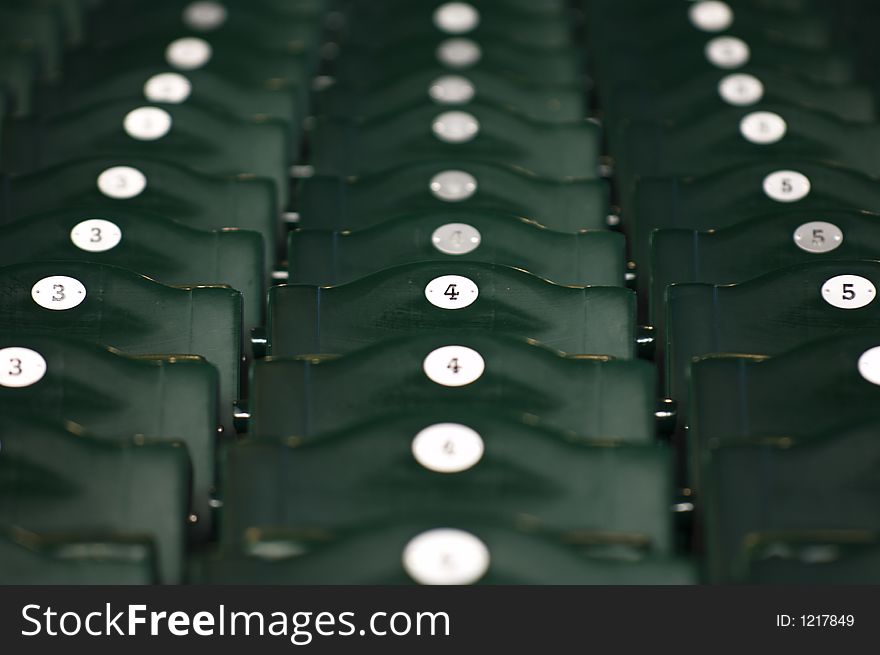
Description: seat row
xmin=588 ymin=0 xmax=880 ymax=582
xmin=204 ymin=0 xmax=693 ymax=585
xmin=0 ymin=0 xmax=326 ymax=583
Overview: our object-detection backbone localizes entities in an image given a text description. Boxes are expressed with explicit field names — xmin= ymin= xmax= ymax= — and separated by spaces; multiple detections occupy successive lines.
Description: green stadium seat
xmin=611 ymin=20 xmax=833 ymax=54
xmin=629 ymin=160 xmax=880 ymax=289
xmin=0 ymin=156 xmax=279 ymax=267
xmin=0 ymin=527 xmax=157 ymax=585
xmin=195 ymin=521 xmax=696 ymax=584
xmin=251 ymin=333 xmax=656 ymax=441
xmin=296 ymin=161 xmax=609 ymax=232
xmin=1 ymin=99 xmax=292 ymax=207
xmin=588 ymin=0 xmax=832 ymax=50
xmin=703 ymin=419 xmax=880 ymax=584
xmin=333 ymin=41 xmax=584 ymax=88
xmin=0 ymin=414 xmax=190 ymax=583
xmin=60 ymin=31 xmax=310 ymax=97
xmin=342 ymin=12 xmax=574 ymax=52
xmin=617 ymin=104 xmax=880 ymax=190
xmin=268 ymin=262 xmax=635 ymax=357
xmin=313 ymin=70 xmax=586 ymax=124
xmin=0 ymin=332 xmax=220 ymax=534
xmin=35 ymin=66 xmax=300 ymax=125
xmin=0 ymin=208 xmax=264 ymax=348
xmin=353 ymin=0 xmax=569 ymax=17
xmin=222 ymin=411 xmax=674 ymax=548
xmin=88 ymin=2 xmax=323 ymax=56
xmin=666 ymin=261 xmax=880 ymax=425
xmin=741 ymin=533 xmax=880 ymax=584
xmin=650 ymin=209 xmax=880 ymax=326
xmin=604 ymin=67 xmax=875 ymax=126
xmin=288 ymin=213 xmax=624 ymax=286
xmin=0 ymin=260 xmax=241 ymax=433
xmin=688 ymin=333 xmax=880 ymax=490
xmin=307 ymin=107 xmax=600 ymax=179
xmin=593 ymin=35 xmax=854 ymax=90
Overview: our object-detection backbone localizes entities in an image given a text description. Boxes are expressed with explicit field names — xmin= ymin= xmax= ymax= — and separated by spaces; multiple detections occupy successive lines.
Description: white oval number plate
xmin=70 ymin=219 xmax=123 ymax=253
xmin=97 ymin=166 xmax=147 ymax=199
xmin=425 ymin=275 xmax=479 ymax=309
xmin=166 ymin=37 xmax=213 ymax=70
xmin=143 ymin=72 xmax=192 ymax=104
xmin=433 ymin=2 xmax=480 ymax=34
xmin=432 ymin=110 xmax=480 ymax=143
xmin=423 ymin=345 xmax=485 ymax=387
xmin=718 ymin=73 xmax=764 ymax=106
xmin=705 ymin=36 xmax=750 ymax=69
xmin=183 ymin=1 xmax=228 ymax=31
xmin=793 ymin=222 xmax=843 ymax=254
xmin=430 ymin=170 xmax=477 ymax=202
xmin=429 ymin=75 xmax=476 ymax=105
xmin=858 ymin=346 xmax=880 ymax=386
xmin=436 ymin=38 xmax=482 ymax=68
xmin=762 ymin=170 xmax=810 ymax=203
xmin=740 ymin=111 xmax=786 ymax=144
xmin=31 ymin=276 xmax=87 ymax=311
xmin=821 ymin=275 xmax=876 ymax=310
xmin=689 ymin=1 xmax=734 ymax=32
xmin=123 ymin=106 xmax=173 ymax=141
xmin=412 ymin=423 xmax=485 ymax=473
xmin=402 ymin=528 xmax=490 ymax=585
xmin=0 ymin=347 xmax=47 ymax=388
xmin=432 ymin=223 xmax=481 ymax=255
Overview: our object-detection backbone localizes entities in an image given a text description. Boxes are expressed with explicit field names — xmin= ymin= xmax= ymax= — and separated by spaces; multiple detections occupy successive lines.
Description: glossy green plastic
xmin=297 ymin=161 xmax=609 ymax=232
xmin=0 ymin=414 xmax=190 ymax=583
xmin=288 ymin=213 xmax=624 ymax=286
xmin=252 ymin=333 xmax=655 ymax=441
xmin=333 ymin=40 xmax=583 ymax=88
xmin=628 ymin=160 xmax=880 ymax=275
xmin=0 ymin=260 xmax=241 ymax=433
xmin=665 ymin=261 xmax=880 ymax=422
xmin=268 ymin=262 xmax=635 ymax=357
xmin=650 ymin=209 xmax=880 ymax=325
xmin=342 ymin=12 xmax=574 ymax=51
xmin=308 ymin=107 xmax=600 ymax=179
xmin=0 ymin=156 xmax=279 ymax=263
xmin=36 ymin=67 xmax=300 ymax=125
xmin=588 ymin=0 xmax=832 ymax=50
xmin=703 ymin=420 xmax=880 ymax=584
xmin=0 ymin=208 xmax=264 ymax=340
xmin=314 ymin=70 xmax=586 ymax=124
xmin=741 ymin=534 xmax=880 ymax=584
xmin=593 ymin=37 xmax=854 ymax=90
xmin=60 ymin=32 xmax=309 ymax=98
xmin=223 ymin=411 xmax=674 ymax=548
xmin=0 ymin=332 xmax=219 ymax=537
xmin=603 ymin=67 xmax=875 ymax=127
xmin=0 ymin=528 xmax=157 ymax=584
xmin=617 ymin=104 xmax=880 ymax=193
xmin=1 ymin=99 xmax=291 ymax=207
xmin=88 ymin=4 xmax=323 ymax=55
xmin=195 ymin=521 xmax=696 ymax=585
xmin=688 ymin=334 xmax=880 ymax=491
